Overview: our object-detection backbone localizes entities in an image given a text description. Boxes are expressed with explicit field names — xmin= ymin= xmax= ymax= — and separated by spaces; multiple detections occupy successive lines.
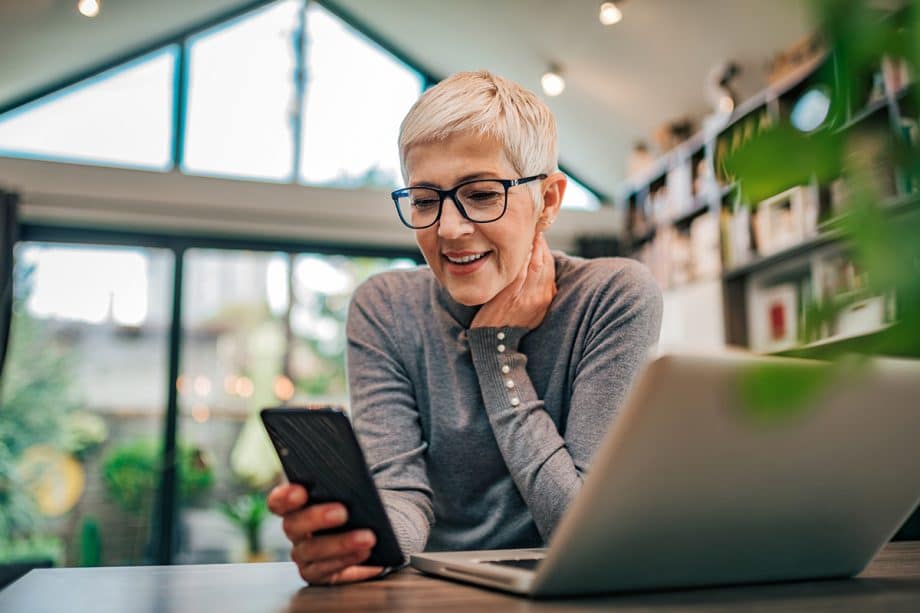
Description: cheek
xmin=415 ymin=230 xmax=436 ymax=259
xmin=493 ymin=228 xmax=533 ymax=274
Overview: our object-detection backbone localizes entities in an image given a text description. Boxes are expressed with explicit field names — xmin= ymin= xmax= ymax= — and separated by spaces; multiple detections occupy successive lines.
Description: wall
xmin=0 ymin=156 xmax=625 ymax=253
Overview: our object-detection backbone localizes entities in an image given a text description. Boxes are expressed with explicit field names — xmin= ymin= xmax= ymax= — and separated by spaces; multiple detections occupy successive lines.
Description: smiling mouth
xmin=444 ymin=252 xmax=490 ymax=265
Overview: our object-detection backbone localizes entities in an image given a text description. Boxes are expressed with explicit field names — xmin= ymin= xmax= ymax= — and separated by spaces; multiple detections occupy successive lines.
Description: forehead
xmin=405 ymin=132 xmax=515 ymax=186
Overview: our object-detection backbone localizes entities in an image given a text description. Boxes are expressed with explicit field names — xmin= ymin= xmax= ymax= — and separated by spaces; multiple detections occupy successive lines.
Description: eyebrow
xmin=413 ymin=171 xmax=501 ymax=189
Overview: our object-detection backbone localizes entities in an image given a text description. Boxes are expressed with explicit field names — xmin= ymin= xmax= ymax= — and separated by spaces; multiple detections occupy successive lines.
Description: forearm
xmin=379 ymin=489 xmax=433 ymax=558
xmin=468 ymin=327 xmax=582 ymax=540
xmin=348 ymin=277 xmax=435 ymax=559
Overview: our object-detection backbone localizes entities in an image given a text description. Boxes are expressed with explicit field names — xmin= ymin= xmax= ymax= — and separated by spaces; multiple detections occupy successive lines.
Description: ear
xmin=536 ymin=172 xmax=567 ymax=231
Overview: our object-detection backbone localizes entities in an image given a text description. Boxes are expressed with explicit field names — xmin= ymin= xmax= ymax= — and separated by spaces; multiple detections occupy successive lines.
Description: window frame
xmin=16 ymin=221 xmax=422 ymax=565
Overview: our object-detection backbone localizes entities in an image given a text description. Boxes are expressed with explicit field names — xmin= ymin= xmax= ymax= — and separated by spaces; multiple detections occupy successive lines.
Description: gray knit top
xmin=346 ymin=252 xmax=662 ymax=557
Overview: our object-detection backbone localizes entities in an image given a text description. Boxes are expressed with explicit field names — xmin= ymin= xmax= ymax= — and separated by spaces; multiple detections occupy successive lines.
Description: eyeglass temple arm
xmin=509 ymin=174 xmax=548 ymax=187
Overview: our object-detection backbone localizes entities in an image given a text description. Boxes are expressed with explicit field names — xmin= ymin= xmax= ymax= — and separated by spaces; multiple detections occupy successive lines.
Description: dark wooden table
xmin=2 ymin=542 xmax=919 ymax=612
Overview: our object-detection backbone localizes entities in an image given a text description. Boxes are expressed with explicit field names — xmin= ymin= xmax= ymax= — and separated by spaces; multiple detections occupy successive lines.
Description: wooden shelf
xmin=724 ymin=192 xmax=919 ymax=281
xmin=770 ymin=323 xmax=899 ymax=360
xmin=670 ymin=200 xmax=712 ymax=227
xmin=629 ymin=227 xmax=656 ymax=248
xmin=833 ymin=96 xmax=891 ymax=134
xmin=722 ymin=230 xmax=841 ymax=281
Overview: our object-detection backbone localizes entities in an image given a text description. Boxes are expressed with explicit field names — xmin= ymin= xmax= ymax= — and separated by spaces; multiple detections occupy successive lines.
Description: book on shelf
xmin=689 ymin=213 xmax=721 ymax=280
xmin=749 ymin=282 xmax=800 ymax=353
xmin=751 ymin=184 xmax=819 ymax=257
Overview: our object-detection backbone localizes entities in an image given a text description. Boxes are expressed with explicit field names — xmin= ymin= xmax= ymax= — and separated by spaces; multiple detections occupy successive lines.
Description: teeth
xmin=446 ymin=253 xmax=486 ymax=264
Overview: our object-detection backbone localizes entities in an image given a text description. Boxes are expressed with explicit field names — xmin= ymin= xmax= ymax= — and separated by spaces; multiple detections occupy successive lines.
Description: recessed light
xmin=77 ymin=0 xmax=100 ymax=18
xmin=541 ymin=67 xmax=565 ymax=97
xmin=599 ymin=2 xmax=623 ymax=26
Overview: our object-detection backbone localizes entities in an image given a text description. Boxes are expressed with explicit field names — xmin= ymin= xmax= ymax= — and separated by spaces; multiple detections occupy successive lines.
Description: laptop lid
xmin=412 ymin=353 xmax=920 ymax=596
xmin=528 ymin=353 xmax=920 ymax=596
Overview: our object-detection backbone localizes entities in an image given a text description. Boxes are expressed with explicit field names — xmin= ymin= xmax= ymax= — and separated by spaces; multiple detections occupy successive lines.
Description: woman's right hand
xmin=268 ymin=483 xmax=385 ymax=585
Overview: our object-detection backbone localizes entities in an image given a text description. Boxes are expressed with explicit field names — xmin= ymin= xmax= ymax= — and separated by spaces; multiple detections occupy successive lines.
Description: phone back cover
xmin=261 ymin=408 xmax=403 ymax=568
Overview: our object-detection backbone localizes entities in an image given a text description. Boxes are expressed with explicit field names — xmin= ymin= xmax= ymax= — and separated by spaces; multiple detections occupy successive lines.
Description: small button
xmin=510 ymin=397 xmax=520 ymax=407
xmin=497 ymin=331 xmax=506 ymax=340
xmin=501 ymin=365 xmax=510 ymax=374
xmin=497 ymin=344 xmax=506 ymax=353
xmin=505 ymin=380 xmax=515 ymax=389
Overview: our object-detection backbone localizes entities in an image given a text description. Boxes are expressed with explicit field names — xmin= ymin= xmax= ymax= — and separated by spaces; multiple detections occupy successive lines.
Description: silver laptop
xmin=410 ymin=352 xmax=920 ymax=597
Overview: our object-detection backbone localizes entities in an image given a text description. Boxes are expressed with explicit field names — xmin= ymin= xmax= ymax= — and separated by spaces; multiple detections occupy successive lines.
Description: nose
xmin=437 ymin=196 xmax=474 ymax=239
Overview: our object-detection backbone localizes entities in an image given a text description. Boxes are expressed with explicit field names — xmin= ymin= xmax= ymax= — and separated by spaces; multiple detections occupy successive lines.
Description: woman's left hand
xmin=471 ymin=232 xmax=557 ymax=330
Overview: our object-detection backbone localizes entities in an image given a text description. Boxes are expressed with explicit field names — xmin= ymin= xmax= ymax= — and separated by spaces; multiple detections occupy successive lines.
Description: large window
xmin=2 ymin=237 xmax=418 ymax=568
xmin=0 ymin=0 xmax=604 ymax=205
xmin=298 ymin=3 xmax=424 ymax=188
xmin=175 ymin=248 xmax=414 ymax=563
xmin=2 ymin=243 xmax=173 ymax=567
xmin=0 ymin=49 xmax=176 ymax=170
xmin=182 ymin=1 xmax=301 ymax=181
xmin=562 ymin=174 xmax=602 ymax=211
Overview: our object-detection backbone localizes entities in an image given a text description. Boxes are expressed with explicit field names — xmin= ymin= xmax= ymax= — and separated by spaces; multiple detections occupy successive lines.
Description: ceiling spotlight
xmin=541 ymin=66 xmax=565 ymax=97
xmin=599 ymin=2 xmax=623 ymax=26
xmin=77 ymin=0 xmax=101 ymax=17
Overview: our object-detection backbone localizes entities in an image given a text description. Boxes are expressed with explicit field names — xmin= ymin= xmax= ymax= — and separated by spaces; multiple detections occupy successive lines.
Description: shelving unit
xmin=619 ymin=44 xmax=919 ymax=357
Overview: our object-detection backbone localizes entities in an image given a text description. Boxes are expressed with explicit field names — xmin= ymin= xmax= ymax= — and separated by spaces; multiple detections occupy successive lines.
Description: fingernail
xmin=288 ymin=488 xmax=306 ymax=505
xmin=325 ymin=506 xmax=347 ymax=523
xmin=352 ymin=530 xmax=375 ymax=547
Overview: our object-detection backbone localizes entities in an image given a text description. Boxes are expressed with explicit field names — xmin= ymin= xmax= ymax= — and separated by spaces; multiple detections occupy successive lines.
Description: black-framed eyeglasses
xmin=390 ymin=174 xmax=547 ymax=229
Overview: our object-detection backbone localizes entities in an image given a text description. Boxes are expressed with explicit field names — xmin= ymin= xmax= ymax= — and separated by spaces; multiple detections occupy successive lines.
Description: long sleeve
xmin=467 ymin=260 xmax=662 ymax=541
xmin=346 ymin=279 xmax=434 ymax=558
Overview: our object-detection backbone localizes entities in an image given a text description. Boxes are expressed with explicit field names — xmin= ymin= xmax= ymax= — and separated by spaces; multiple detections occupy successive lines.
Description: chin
xmin=446 ymin=284 xmax=496 ymax=307
xmin=449 ymin=289 xmax=489 ymax=307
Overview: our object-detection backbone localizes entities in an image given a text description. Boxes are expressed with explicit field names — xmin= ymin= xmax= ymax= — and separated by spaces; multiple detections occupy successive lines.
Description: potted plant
xmin=219 ymin=492 xmax=270 ymax=563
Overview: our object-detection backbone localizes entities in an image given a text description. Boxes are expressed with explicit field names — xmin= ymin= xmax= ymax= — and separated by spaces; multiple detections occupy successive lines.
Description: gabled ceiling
xmin=0 ymin=0 xmax=814 ymax=197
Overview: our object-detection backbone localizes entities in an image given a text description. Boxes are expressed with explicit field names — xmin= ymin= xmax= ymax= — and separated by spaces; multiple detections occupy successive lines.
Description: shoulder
xmin=555 ymin=252 xmax=660 ymax=305
xmin=351 ymin=265 xmax=436 ymax=314
xmin=552 ymin=253 xmax=662 ymax=347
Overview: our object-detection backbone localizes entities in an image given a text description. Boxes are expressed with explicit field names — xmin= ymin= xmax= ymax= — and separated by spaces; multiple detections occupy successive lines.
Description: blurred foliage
xmin=721 ymin=0 xmax=920 ymax=417
xmin=0 ymin=535 xmax=64 ymax=565
xmin=0 ymin=264 xmax=76 ymax=560
xmin=722 ymin=123 xmax=846 ymax=204
xmin=78 ymin=516 xmax=102 ymax=567
xmin=102 ymin=439 xmax=214 ymax=515
xmin=219 ymin=491 xmax=269 ymax=556
xmin=61 ymin=411 xmax=108 ymax=461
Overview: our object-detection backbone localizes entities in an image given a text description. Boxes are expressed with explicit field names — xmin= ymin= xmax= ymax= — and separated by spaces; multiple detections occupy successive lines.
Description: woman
xmin=268 ymin=71 xmax=662 ymax=585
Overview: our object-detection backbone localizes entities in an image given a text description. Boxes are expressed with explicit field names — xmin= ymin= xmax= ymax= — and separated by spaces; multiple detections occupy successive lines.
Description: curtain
xmin=0 ymin=189 xmax=18 ymax=382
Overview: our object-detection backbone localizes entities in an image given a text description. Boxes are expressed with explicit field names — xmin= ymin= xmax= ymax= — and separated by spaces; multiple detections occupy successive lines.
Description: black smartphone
xmin=260 ymin=406 xmax=403 ymax=568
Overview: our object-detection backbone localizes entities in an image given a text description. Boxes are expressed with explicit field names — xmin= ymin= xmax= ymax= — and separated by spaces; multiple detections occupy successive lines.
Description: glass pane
xmin=182 ymin=1 xmax=300 ymax=181
xmin=2 ymin=243 xmax=173 ymax=568
xmin=176 ymin=249 xmax=414 ymax=564
xmin=299 ymin=3 xmax=423 ymax=189
xmin=0 ymin=49 xmax=176 ymax=170
xmin=563 ymin=174 xmax=602 ymax=211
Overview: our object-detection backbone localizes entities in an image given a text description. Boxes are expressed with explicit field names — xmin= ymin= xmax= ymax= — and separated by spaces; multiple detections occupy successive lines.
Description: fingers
xmin=270 ymin=486 xmax=384 ymax=587
xmin=300 ymin=553 xmax=384 ymax=586
xmin=282 ymin=503 xmax=349 ymax=542
xmin=267 ymin=483 xmax=307 ymax=515
xmin=293 ymin=529 xmax=376 ymax=564
xmin=292 ymin=529 xmax=379 ymax=584
xmin=328 ymin=565 xmax=387 ymax=585
xmin=300 ymin=551 xmax=371 ymax=583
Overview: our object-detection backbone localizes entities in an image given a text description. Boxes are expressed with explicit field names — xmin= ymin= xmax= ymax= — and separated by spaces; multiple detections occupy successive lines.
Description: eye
xmin=411 ymin=198 xmax=439 ymax=209
xmin=470 ymin=191 xmax=500 ymax=201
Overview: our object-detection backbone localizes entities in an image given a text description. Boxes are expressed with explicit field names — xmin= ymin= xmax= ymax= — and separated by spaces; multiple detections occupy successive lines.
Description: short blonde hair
xmin=398 ymin=71 xmax=558 ymax=188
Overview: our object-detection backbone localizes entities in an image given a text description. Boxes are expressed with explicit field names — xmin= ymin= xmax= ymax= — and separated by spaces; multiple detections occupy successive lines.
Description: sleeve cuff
xmin=467 ymin=327 xmax=537 ymax=411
